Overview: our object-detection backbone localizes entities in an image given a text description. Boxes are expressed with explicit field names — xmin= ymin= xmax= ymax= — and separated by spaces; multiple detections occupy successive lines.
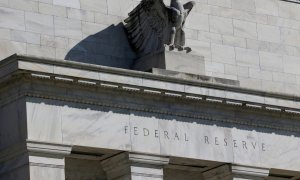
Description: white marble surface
xmin=61 ymin=106 xmax=131 ymax=151
xmin=27 ymin=102 xmax=63 ymax=143
xmin=25 ymin=101 xmax=300 ymax=172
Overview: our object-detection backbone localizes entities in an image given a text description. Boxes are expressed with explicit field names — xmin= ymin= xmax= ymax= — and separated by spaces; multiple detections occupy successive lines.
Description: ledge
xmin=1 ymin=54 xmax=300 ymax=114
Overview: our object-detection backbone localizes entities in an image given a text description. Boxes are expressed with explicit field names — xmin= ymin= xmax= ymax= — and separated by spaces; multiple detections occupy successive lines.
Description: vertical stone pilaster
xmin=203 ymin=164 xmax=269 ymax=180
xmin=101 ymin=153 xmax=169 ymax=180
xmin=0 ymin=140 xmax=72 ymax=180
xmin=27 ymin=141 xmax=72 ymax=180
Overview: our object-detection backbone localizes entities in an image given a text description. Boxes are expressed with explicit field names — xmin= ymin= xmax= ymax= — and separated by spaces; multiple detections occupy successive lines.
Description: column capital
xmin=101 ymin=152 xmax=169 ymax=180
xmin=231 ymin=165 xmax=269 ymax=179
xmin=203 ymin=164 xmax=269 ymax=180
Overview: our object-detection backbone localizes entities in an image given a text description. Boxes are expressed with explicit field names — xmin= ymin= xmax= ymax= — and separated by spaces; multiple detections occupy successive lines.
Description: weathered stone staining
xmin=1 ymin=55 xmax=300 ymax=179
xmin=1 ymin=0 xmax=300 ymax=179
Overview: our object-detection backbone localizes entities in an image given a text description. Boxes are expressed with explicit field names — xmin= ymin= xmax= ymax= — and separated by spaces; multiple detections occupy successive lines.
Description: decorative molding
xmin=2 ymin=54 xmax=300 ymax=102
xmin=1 ymin=76 xmax=300 ymax=133
xmin=232 ymin=165 xmax=269 ymax=178
xmin=27 ymin=140 xmax=72 ymax=158
xmin=1 ymin=55 xmax=300 ymax=133
xmin=203 ymin=164 xmax=269 ymax=180
xmin=0 ymin=140 xmax=72 ymax=163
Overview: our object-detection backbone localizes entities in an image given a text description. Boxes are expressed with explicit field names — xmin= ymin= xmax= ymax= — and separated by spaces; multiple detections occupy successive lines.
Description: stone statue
xmin=124 ymin=0 xmax=195 ymax=57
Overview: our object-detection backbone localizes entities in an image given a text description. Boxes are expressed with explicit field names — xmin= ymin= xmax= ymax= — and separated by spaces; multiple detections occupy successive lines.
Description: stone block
xmin=185 ymin=12 xmax=209 ymax=31
xmin=209 ymin=15 xmax=233 ymax=35
xmin=225 ymin=64 xmax=237 ymax=75
xmin=0 ymin=7 xmax=25 ymax=31
xmin=267 ymin=16 xmax=300 ymax=31
xmin=100 ymin=72 xmax=142 ymax=86
xmin=233 ymin=20 xmax=257 ymax=39
xmin=259 ymin=51 xmax=283 ymax=72
xmin=184 ymin=28 xmax=198 ymax=40
xmin=269 ymin=42 xmax=289 ymax=55
xmin=11 ymin=30 xmax=40 ymax=45
xmin=53 ymin=66 xmax=100 ymax=80
xmin=197 ymin=31 xmax=222 ymax=44
xmin=18 ymin=61 xmax=54 ymax=73
xmin=107 ymin=0 xmax=136 ymax=17
xmin=246 ymin=39 xmax=270 ymax=51
xmin=211 ymin=43 xmax=236 ymax=64
xmin=0 ymin=40 xmax=26 ymax=60
xmin=281 ymin=28 xmax=300 ymax=47
xmin=237 ymin=66 xmax=249 ymax=77
xmin=208 ymin=0 xmax=231 ymax=8
xmin=26 ymin=44 xmax=55 ymax=59
xmin=285 ymin=83 xmax=300 ymax=96
xmin=54 ymin=17 xmax=82 ymax=39
xmin=133 ymin=50 xmax=205 ymax=75
xmin=80 ymin=0 xmax=107 ymax=14
xmin=9 ymin=0 xmax=38 ymax=12
xmin=205 ymin=61 xmax=225 ymax=73
xmin=61 ymin=107 xmax=131 ymax=150
xmin=238 ymin=77 xmax=262 ymax=90
xmin=257 ymin=24 xmax=280 ymax=43
xmin=26 ymin=102 xmax=63 ymax=143
xmin=209 ymin=4 xmax=267 ymax=24
xmin=283 ymin=55 xmax=300 ymax=75
xmin=130 ymin=115 xmax=160 ymax=154
xmin=41 ymin=35 xmax=68 ymax=49
xmin=232 ymin=0 xmax=255 ymax=12
xmin=273 ymin=72 xmax=296 ymax=84
xmin=261 ymin=80 xmax=285 ymax=93
xmin=81 ymin=21 xmax=107 ymax=36
xmin=95 ymin=13 xmax=122 ymax=25
xmin=255 ymin=0 xmax=278 ymax=16
xmin=53 ymin=0 xmax=80 ymax=9
xmin=25 ymin=12 xmax=54 ymax=35
xmin=39 ymin=3 xmax=67 ymax=17
xmin=67 ymin=8 xmax=95 ymax=22
xmin=0 ymin=28 xmax=10 ymax=40
xmin=185 ymin=39 xmax=211 ymax=61
xmin=235 ymin=47 xmax=260 ymax=68
xmin=222 ymin=35 xmax=246 ymax=48
xmin=278 ymin=0 xmax=300 ymax=21
xmin=249 ymin=68 xmax=272 ymax=81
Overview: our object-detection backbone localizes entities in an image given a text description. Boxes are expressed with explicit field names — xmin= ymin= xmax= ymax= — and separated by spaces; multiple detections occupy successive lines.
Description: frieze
xmin=124 ymin=126 xmax=267 ymax=152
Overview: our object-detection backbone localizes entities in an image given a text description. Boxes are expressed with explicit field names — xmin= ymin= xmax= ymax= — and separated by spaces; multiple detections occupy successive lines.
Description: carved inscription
xmin=124 ymin=126 xmax=266 ymax=151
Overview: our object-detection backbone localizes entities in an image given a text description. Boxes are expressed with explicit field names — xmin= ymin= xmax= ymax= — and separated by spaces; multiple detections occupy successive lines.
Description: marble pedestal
xmin=132 ymin=49 xmax=205 ymax=75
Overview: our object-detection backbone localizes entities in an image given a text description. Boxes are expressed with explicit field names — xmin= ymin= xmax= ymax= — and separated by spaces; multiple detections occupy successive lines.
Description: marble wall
xmin=25 ymin=98 xmax=300 ymax=172
xmin=1 ymin=0 xmax=300 ymax=95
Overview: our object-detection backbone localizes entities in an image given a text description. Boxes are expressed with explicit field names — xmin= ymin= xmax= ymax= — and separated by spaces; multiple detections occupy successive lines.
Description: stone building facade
xmin=1 ymin=0 xmax=300 ymax=179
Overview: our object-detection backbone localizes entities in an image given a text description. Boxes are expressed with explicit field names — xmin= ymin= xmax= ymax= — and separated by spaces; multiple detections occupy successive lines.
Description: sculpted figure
xmin=124 ymin=0 xmax=195 ymax=56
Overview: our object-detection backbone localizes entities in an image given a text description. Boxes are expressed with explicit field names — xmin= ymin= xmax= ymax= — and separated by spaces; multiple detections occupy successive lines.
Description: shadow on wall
xmin=65 ymin=23 xmax=137 ymax=69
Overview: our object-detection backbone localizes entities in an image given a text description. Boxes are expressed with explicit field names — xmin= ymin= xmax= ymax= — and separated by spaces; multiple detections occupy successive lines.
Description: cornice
xmin=1 ymin=54 xmax=300 ymax=102
xmin=1 ymin=55 xmax=300 ymax=132
xmin=0 ymin=140 xmax=72 ymax=164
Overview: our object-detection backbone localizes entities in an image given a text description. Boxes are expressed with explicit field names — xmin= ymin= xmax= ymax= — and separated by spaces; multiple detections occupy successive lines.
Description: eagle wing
xmin=124 ymin=0 xmax=171 ymax=56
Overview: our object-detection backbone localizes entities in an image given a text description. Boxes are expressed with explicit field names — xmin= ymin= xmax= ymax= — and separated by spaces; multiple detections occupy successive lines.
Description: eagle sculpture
xmin=124 ymin=0 xmax=195 ymax=56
